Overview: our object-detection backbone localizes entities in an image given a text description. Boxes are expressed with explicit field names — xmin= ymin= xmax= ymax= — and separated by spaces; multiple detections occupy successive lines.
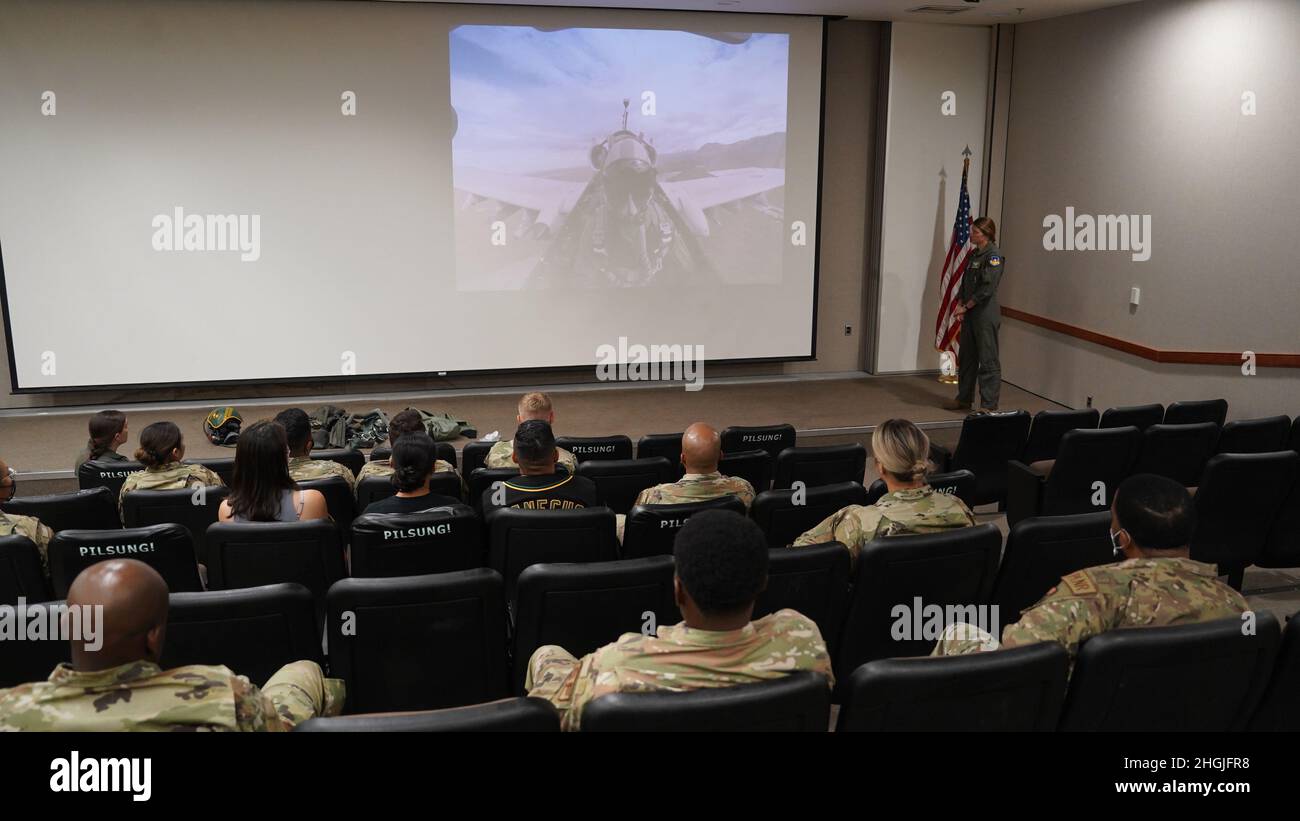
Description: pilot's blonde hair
xmin=871 ymin=419 xmax=931 ymax=482
xmin=517 ymin=392 xmax=554 ymax=419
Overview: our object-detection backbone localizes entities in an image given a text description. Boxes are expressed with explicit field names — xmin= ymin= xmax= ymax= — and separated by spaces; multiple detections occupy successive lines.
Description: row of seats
xmin=2 ymin=515 xmax=1171 ymax=706
xmin=297 ymin=608 xmax=1300 ymax=732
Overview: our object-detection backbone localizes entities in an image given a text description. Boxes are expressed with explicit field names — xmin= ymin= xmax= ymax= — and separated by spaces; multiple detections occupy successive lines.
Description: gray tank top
xmin=232 ymin=489 xmax=304 ymax=523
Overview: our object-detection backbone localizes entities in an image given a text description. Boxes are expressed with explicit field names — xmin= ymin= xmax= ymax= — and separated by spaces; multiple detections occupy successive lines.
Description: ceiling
xmin=359 ymin=0 xmax=1149 ymax=25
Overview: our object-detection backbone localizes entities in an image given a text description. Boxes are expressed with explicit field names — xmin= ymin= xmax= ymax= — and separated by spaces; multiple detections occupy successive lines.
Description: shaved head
xmin=681 ymin=423 xmax=722 ymax=474
xmin=67 ymin=559 xmax=170 ymax=672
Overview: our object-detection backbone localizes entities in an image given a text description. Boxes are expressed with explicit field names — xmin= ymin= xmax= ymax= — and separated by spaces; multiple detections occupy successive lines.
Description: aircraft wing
xmin=453 ymin=167 xmax=587 ymax=233
xmin=659 ymin=167 xmax=785 ymax=236
xmin=659 ymin=167 xmax=784 ymax=211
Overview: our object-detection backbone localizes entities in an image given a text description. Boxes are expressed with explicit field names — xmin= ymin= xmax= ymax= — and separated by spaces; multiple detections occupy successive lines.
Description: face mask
xmin=1110 ymin=528 xmax=1127 ymax=559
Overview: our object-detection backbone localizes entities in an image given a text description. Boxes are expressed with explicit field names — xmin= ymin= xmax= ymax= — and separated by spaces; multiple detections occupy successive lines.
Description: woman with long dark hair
xmin=218 ymin=420 xmax=328 ymax=523
xmin=74 ymin=410 xmax=129 ymax=470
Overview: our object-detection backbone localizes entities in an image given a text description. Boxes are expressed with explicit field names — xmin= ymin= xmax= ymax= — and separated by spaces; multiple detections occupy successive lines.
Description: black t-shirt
xmin=363 ymin=493 xmax=462 ymax=516
xmin=481 ymin=472 xmax=601 ymax=513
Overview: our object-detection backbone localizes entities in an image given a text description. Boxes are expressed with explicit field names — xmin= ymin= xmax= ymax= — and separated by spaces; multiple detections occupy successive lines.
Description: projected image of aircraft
xmin=453 ymin=99 xmax=785 ymax=288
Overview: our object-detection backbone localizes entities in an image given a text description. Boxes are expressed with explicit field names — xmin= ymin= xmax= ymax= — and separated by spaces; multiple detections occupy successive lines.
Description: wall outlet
xmin=844 ymin=324 xmax=853 ymax=336
xmin=1086 ymin=396 xmax=1093 ymax=408
xmin=1130 ymin=287 xmax=1141 ymax=306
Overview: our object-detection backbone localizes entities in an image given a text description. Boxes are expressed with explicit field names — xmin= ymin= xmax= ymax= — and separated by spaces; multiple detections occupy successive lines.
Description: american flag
xmin=935 ymin=157 xmax=973 ymax=357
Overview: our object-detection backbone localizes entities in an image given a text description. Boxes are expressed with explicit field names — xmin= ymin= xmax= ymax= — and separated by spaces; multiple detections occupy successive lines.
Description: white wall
xmin=875 ymin=22 xmax=990 ymax=374
xmin=999 ymin=0 xmax=1300 ymax=418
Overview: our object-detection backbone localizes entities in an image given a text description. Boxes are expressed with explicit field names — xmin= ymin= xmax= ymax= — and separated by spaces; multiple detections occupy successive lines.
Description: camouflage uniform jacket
xmin=357 ymin=458 xmax=457 ymax=483
xmin=118 ymin=462 xmax=224 ymax=518
xmin=791 ymin=486 xmax=976 ymax=558
xmin=526 ymin=609 xmax=833 ymax=731
xmin=0 ymin=660 xmax=344 ymax=731
xmin=997 ymin=558 xmax=1248 ymax=659
xmin=0 ymin=511 xmax=54 ymax=576
xmin=288 ymin=456 xmax=357 ymax=493
xmin=485 ymin=440 xmax=578 ymax=474
xmin=634 ymin=471 xmax=756 ymax=509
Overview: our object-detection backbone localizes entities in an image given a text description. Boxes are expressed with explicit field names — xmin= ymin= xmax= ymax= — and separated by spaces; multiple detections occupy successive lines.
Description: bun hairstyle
xmin=86 ymin=410 xmax=126 ymax=461
xmin=135 ymin=421 xmax=183 ymax=467
xmin=391 ymin=432 xmax=437 ymax=493
xmin=972 ymin=216 xmax=997 ymax=243
xmin=871 ymin=418 xmax=931 ymax=483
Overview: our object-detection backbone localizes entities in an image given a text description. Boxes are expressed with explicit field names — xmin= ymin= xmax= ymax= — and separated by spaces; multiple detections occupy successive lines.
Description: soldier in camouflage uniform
xmin=357 ymin=409 xmax=457 ymax=488
xmin=792 ymin=419 xmax=975 ymax=558
xmin=616 ymin=423 xmax=755 ymax=541
xmin=934 ymin=474 xmax=1249 ymax=661
xmin=527 ymin=510 xmax=833 ymax=730
xmin=0 ymin=560 xmax=343 ymax=731
xmin=484 ymin=392 xmax=578 ymax=474
xmin=117 ymin=422 xmax=223 ymax=517
xmin=274 ymin=408 xmax=356 ymax=492
xmin=0 ymin=457 xmax=54 ymax=575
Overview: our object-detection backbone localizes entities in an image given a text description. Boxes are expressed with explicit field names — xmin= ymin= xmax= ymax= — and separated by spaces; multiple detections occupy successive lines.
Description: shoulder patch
xmin=1062 ymin=570 xmax=1098 ymax=596
xmin=989 ymin=257 xmax=1002 ymax=266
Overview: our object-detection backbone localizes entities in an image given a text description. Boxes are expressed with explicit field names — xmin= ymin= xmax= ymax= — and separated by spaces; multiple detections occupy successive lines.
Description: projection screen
xmin=0 ymin=0 xmax=825 ymax=391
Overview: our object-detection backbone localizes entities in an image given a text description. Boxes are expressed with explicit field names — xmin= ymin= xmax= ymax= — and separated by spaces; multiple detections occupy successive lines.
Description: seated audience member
xmin=616 ymin=422 xmax=755 ymax=541
xmin=482 ymin=420 xmax=599 ymax=513
xmin=361 ymin=433 xmax=462 ymax=515
xmin=118 ymin=422 xmax=224 ymax=512
xmin=74 ymin=410 xmax=129 ymax=471
xmin=527 ymin=510 xmax=833 ymax=731
xmin=217 ymin=420 xmax=329 ymax=523
xmin=792 ymin=418 xmax=975 ymax=558
xmin=275 ymin=407 xmax=356 ymax=492
xmin=357 ymin=409 xmax=456 ymax=486
xmin=935 ymin=473 xmax=1249 ymax=662
xmin=0 ymin=455 xmax=53 ymax=573
xmin=484 ymin=392 xmax=578 ymax=474
xmin=0 ymin=560 xmax=343 ymax=730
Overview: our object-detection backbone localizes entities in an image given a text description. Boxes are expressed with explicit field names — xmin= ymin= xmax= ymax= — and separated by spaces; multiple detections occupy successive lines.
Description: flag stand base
xmin=938 ymin=373 xmax=959 ymax=385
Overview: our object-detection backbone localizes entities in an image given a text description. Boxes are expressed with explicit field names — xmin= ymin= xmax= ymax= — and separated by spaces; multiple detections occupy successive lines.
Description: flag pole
xmin=937 ymin=145 xmax=973 ymax=385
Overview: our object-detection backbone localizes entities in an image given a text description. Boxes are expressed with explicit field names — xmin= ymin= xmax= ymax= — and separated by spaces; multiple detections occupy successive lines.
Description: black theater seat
xmin=1059 ymin=614 xmax=1278 ymax=731
xmin=49 ymin=524 xmax=201 ymax=597
xmin=1215 ymin=415 xmax=1291 ymax=454
xmin=750 ymin=481 xmax=868 ymax=548
xmin=327 ymin=570 xmax=509 ymax=713
xmin=581 ymin=671 xmax=831 ymax=732
xmin=1005 ymin=426 xmax=1140 ymax=527
xmin=121 ymin=486 xmax=230 ymax=556
xmin=576 ymin=457 xmax=675 ymax=514
xmin=836 ymin=642 xmax=1069 ymax=732
xmin=622 ymin=496 xmax=747 ymax=559
xmin=486 ymin=507 xmax=619 ymax=600
xmin=310 ymin=448 xmax=365 ymax=476
xmin=511 ymin=556 xmax=678 ymax=693
xmin=835 ymin=524 xmax=1002 ymax=681
xmin=772 ymin=444 xmax=868 ymax=490
xmin=1190 ymin=451 xmax=1298 ymax=589
xmin=77 ymin=459 xmax=145 ymax=497
xmin=295 ymin=698 xmax=559 ymax=733
xmin=754 ymin=543 xmax=851 ymax=655
xmin=1131 ymin=423 xmax=1219 ymax=487
xmin=635 ymin=433 xmax=685 ymax=479
xmin=161 ymin=583 xmax=322 ymax=686
xmin=0 ymin=534 xmax=51 ymax=605
xmin=718 ymin=449 xmax=772 ymax=494
xmin=3 ymin=487 xmax=120 ymax=533
xmin=930 ymin=411 xmax=1031 ymax=507
xmin=1164 ymin=398 xmax=1228 ymax=427
xmin=555 ymin=435 xmax=633 ymax=463
xmin=720 ymin=424 xmax=796 ymax=463
xmin=865 ymin=469 xmax=976 ymax=507
xmin=990 ymin=512 xmax=1113 ymax=622
xmin=349 ymin=507 xmax=484 ymax=577
xmin=1020 ymin=408 xmax=1100 ymax=464
xmin=1099 ymin=403 xmax=1164 ymax=432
